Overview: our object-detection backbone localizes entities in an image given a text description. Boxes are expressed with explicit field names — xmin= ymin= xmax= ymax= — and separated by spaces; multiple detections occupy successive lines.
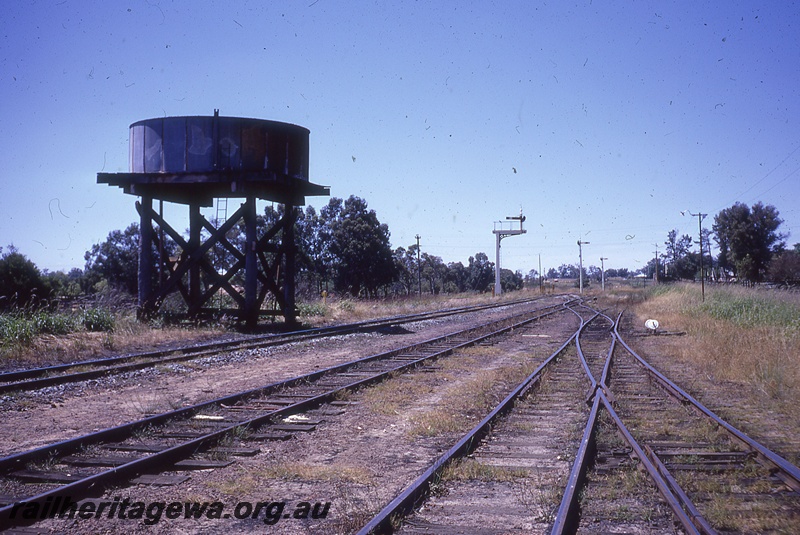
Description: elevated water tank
xmin=129 ymin=114 xmax=310 ymax=180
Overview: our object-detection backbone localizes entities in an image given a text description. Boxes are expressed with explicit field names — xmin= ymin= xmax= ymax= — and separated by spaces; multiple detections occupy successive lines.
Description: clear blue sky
xmin=2 ymin=1 xmax=798 ymax=276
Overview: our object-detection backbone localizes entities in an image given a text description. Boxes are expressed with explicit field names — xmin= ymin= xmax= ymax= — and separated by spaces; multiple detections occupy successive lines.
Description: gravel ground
xmin=0 ymin=302 xmax=559 ymax=457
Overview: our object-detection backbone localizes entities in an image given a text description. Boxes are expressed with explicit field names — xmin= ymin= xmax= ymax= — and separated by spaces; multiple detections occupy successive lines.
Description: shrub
xmin=297 ymin=303 xmax=327 ymax=317
xmin=80 ymin=308 xmax=115 ymax=332
xmin=0 ymin=310 xmax=75 ymax=348
xmin=0 ymin=314 xmax=36 ymax=347
xmin=32 ymin=310 xmax=75 ymax=335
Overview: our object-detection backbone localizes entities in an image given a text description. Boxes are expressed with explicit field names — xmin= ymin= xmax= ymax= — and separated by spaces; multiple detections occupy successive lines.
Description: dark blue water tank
xmin=129 ymin=115 xmax=310 ymax=180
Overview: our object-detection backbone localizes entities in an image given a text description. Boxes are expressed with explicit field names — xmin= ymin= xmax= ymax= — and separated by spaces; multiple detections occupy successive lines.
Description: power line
xmin=717 ymin=143 xmax=800 ymax=212
xmin=745 ymin=163 xmax=800 ymax=204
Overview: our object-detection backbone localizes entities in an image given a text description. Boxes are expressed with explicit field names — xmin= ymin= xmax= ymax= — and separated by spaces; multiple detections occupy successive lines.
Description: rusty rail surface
xmin=550 ymin=393 xmax=601 ymax=535
xmin=644 ymin=444 xmax=718 ymax=534
xmin=362 ymin=304 xmax=799 ymax=534
xmin=556 ymin=310 xmax=800 ymax=533
xmin=593 ymin=390 xmax=704 ymax=535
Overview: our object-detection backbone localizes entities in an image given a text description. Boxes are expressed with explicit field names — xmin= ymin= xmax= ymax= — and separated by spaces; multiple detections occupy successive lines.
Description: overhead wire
xmin=715 ymin=143 xmax=800 ymax=212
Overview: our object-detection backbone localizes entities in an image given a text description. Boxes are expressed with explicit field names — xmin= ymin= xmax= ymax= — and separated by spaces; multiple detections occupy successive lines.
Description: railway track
xmin=359 ymin=305 xmax=592 ymax=534
xmin=556 ymin=311 xmax=800 ymax=534
xmin=0 ymin=297 xmax=543 ymax=396
xmin=572 ymin=305 xmax=613 ymax=401
xmin=393 ymin=311 xmax=591 ymax=533
xmin=603 ymin=321 xmax=800 ymax=533
xmin=0 ymin=297 xmax=573 ymax=530
xmin=359 ymin=304 xmax=800 ymax=534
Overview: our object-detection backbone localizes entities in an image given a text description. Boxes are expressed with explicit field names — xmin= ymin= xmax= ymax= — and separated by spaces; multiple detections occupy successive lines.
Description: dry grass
xmin=209 ymin=462 xmax=374 ymax=496
xmin=592 ymin=281 xmax=652 ymax=309
xmin=3 ymin=289 xmax=539 ymax=366
xmin=0 ymin=312 xmax=226 ymax=368
xmin=359 ymin=335 xmax=542 ymax=439
xmin=300 ymin=289 xmax=540 ymax=326
xmin=633 ymin=285 xmax=800 ymax=533
xmin=441 ymin=458 xmax=529 ymax=481
xmin=633 ymin=283 xmax=800 ymax=402
xmin=257 ymin=462 xmax=375 ymax=484
xmin=121 ymin=387 xmax=191 ymax=416
xmin=326 ymin=480 xmax=385 ymax=534
xmin=362 ymin=373 xmax=442 ymax=416
xmin=407 ymin=360 xmax=539 ymax=437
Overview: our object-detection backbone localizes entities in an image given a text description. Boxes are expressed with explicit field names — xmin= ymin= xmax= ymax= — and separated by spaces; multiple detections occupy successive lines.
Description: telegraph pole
xmin=538 ymin=254 xmax=543 ymax=294
xmin=682 ymin=210 xmax=708 ymax=302
xmin=653 ymin=244 xmax=659 ymax=284
xmin=577 ymin=239 xmax=590 ymax=293
xmin=415 ymin=234 xmax=422 ymax=296
xmin=600 ymin=256 xmax=608 ymax=292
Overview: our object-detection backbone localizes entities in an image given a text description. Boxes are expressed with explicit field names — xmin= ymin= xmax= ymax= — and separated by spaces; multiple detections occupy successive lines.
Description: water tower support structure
xmin=99 ymin=113 xmax=329 ymax=327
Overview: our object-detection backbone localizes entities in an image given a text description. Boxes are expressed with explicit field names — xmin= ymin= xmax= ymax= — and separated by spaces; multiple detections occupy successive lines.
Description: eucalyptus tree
xmin=713 ymin=202 xmax=785 ymax=283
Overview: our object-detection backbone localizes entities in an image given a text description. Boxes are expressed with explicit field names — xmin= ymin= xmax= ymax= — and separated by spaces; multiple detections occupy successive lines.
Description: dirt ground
xmin=0 ymin=301 xmax=559 ymax=456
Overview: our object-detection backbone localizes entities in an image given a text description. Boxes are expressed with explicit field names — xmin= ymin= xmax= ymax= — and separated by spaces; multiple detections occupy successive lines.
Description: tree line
xmin=2 ymin=197 xmax=797 ymax=311
xmin=215 ymin=195 xmax=521 ymax=299
xmin=644 ymin=201 xmax=798 ymax=285
xmin=0 ymin=196 xmax=520 ymax=311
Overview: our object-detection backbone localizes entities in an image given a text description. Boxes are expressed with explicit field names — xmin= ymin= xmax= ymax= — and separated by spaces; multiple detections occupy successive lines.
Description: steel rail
xmin=595 ymin=390 xmax=702 ymax=535
xmin=613 ymin=313 xmax=800 ymax=492
xmin=550 ymin=392 xmax=601 ymax=535
xmin=552 ymin=307 xmax=702 ymax=535
xmin=0 ymin=296 xmax=543 ymax=393
xmin=357 ymin=321 xmax=582 ymax=534
xmin=644 ymin=444 xmax=718 ymax=535
xmin=0 ymin=302 xmax=571 ymax=529
xmin=571 ymin=306 xmax=616 ymax=402
xmin=551 ymin=306 xmax=620 ymax=534
xmin=548 ymin=303 xmax=604 ymax=535
xmin=595 ymin=310 xmax=617 ymax=403
xmin=574 ymin=310 xmax=600 ymax=394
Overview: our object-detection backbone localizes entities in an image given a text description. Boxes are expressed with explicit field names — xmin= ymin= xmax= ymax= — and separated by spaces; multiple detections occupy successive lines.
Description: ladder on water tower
xmin=215 ymin=197 xmax=228 ymax=227
xmin=214 ymin=198 xmax=228 ymax=309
